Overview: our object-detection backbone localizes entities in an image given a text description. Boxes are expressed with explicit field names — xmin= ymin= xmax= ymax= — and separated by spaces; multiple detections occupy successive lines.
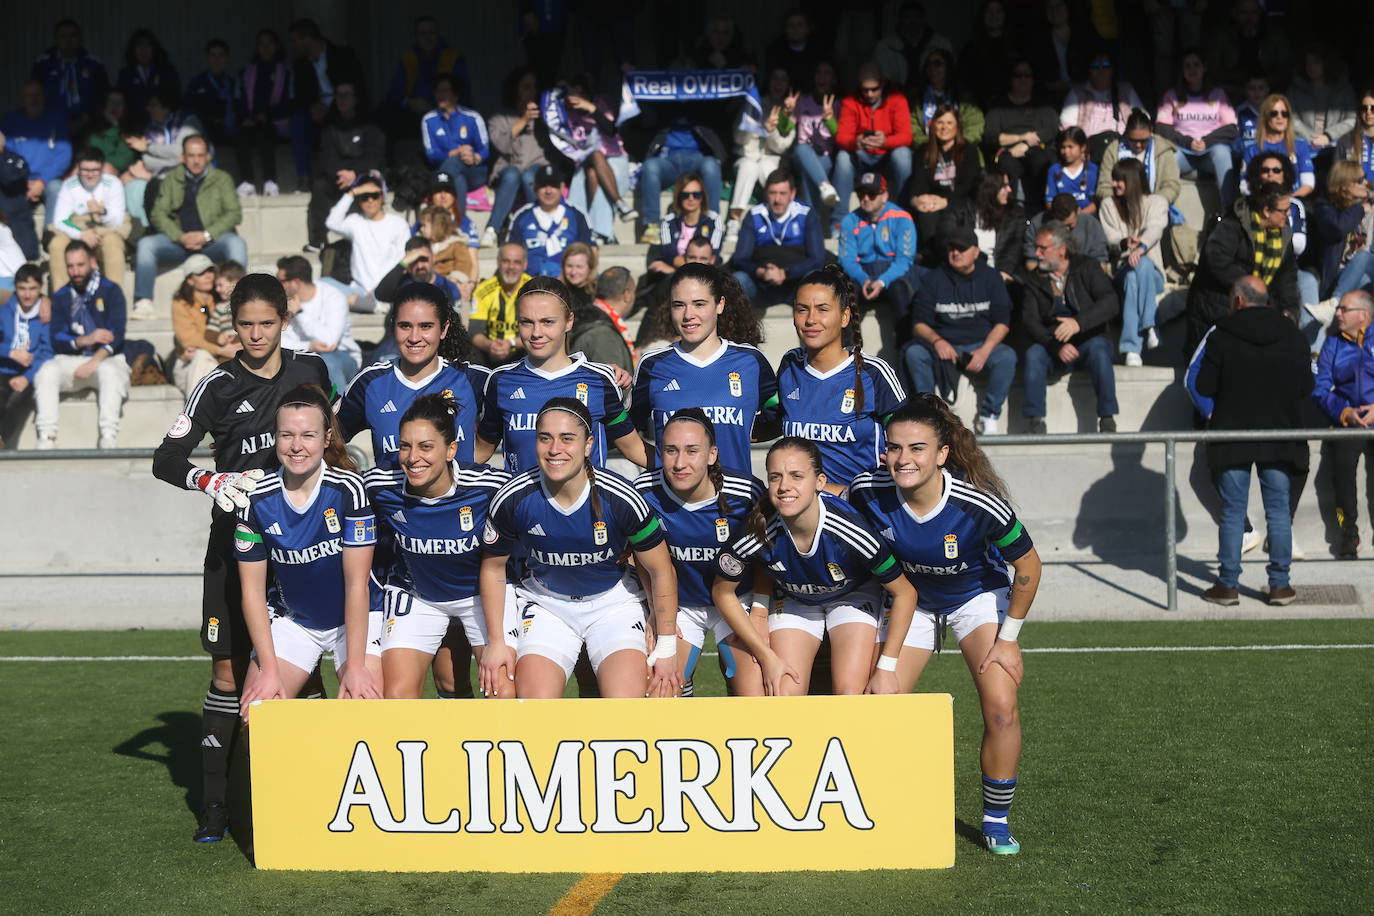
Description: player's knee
xmin=985 ymin=698 xmax=1020 ymax=732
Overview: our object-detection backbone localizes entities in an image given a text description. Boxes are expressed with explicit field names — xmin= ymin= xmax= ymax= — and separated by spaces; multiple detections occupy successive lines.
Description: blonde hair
xmin=1327 ymin=159 xmax=1367 ymax=211
xmin=560 ymin=241 xmax=599 ymax=294
xmin=419 ymin=205 xmax=456 ymax=242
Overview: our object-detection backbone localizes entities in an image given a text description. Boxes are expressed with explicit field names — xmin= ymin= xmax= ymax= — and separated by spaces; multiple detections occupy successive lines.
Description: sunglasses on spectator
xmin=356 ymin=191 xmax=383 ymax=202
xmin=1259 ymin=165 xmax=1284 ymax=174
xmin=678 ymin=190 xmax=704 ymax=200
xmin=1267 ymin=110 xmax=1289 ymax=118
xmin=1361 ymin=104 xmax=1374 ymax=113
xmin=858 ymin=191 xmax=882 ymax=200
xmin=859 ymin=83 xmax=882 ymax=93
xmin=1090 ymin=61 xmax=1112 ymax=69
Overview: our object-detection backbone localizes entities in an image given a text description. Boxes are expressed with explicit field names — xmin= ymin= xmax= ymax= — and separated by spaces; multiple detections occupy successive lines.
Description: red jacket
xmin=835 ymin=90 xmax=913 ymax=153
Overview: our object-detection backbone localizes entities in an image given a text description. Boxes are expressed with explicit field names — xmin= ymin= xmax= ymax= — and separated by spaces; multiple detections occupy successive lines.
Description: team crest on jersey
xmin=840 ymin=388 xmax=855 ymax=414
xmin=575 ymin=382 xmax=589 ymax=405
xmin=324 ymin=508 xmax=341 ymax=533
xmin=715 ymin=518 xmax=730 ymax=542
xmin=167 ymin=413 xmax=192 ymax=439
xmin=459 ymin=506 xmax=474 ymax=531
xmin=207 ymin=616 xmax=220 ymax=642
xmin=719 ymin=553 xmax=743 ymax=577
xmin=593 ymin=521 xmax=608 ymax=545
xmin=353 ymin=519 xmax=368 ymax=541
xmin=827 ymin=562 xmax=845 ymax=582
xmin=944 ymin=534 xmax=959 ymax=559
xmin=728 ymin=372 xmax=742 ymax=398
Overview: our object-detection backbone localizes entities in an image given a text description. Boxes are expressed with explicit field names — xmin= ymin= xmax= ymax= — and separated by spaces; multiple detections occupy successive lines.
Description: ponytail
xmin=886 ymin=394 xmax=1008 ymax=500
xmin=278 ymin=384 xmax=357 ymax=473
xmin=797 ymin=263 xmax=867 ymax=414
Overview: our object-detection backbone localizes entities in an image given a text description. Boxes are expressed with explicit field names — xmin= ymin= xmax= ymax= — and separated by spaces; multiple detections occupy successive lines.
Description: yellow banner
xmin=250 ymin=695 xmax=954 ymax=872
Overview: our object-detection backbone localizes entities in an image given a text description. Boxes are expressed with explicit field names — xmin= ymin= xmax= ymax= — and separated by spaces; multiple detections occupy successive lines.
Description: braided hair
xmin=743 ymin=436 xmax=825 ymax=547
xmin=277 ymin=383 xmax=357 ymax=472
xmin=885 ymin=393 xmax=1008 ymax=500
xmin=796 ymin=263 xmax=867 ymax=414
xmin=662 ymin=407 xmax=730 ymax=517
xmin=536 ymin=396 xmax=601 ymax=518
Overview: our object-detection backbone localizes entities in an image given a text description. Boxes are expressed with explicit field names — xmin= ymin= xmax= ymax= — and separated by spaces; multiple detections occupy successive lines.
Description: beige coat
xmin=1101 ymin=193 xmax=1169 ymax=274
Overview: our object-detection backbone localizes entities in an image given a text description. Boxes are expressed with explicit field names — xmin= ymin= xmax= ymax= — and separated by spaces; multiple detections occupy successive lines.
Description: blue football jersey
xmin=849 ymin=468 xmax=1034 ymax=613
xmin=631 ymin=340 xmax=780 ymax=471
xmin=478 ymin=355 xmax=634 ymax=473
xmin=776 ymin=347 xmax=906 ymax=485
xmin=233 ymin=468 xmax=376 ymax=629
xmin=714 ymin=493 xmax=900 ymax=605
xmin=1044 ymin=161 xmax=1099 ymax=209
xmin=634 ymin=467 xmax=763 ymax=607
xmin=337 ymin=358 xmax=489 ymax=468
xmin=364 ymin=462 xmax=510 ymax=603
xmin=483 ymin=467 xmax=665 ymax=596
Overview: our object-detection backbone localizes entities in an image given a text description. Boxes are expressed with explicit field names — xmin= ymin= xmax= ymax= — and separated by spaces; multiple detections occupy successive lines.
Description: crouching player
xmin=850 ymin=394 xmax=1042 ymax=855
xmin=478 ymin=398 xmax=680 ymax=699
xmin=236 ymin=385 xmax=381 ymax=719
xmin=363 ymin=393 xmax=515 ymax=698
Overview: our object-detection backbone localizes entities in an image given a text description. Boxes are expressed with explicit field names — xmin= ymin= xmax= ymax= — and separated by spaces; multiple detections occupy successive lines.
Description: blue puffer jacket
xmin=1313 ymin=328 xmax=1374 ymax=424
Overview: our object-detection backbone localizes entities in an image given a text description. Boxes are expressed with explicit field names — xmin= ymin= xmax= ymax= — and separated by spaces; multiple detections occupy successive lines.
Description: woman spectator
xmin=170 ymin=256 xmax=236 ymax=394
xmin=83 ymin=90 xmax=135 ymax=176
xmin=1100 ymin=158 xmax=1167 ymax=366
xmin=636 ymin=173 xmax=724 ymax=322
xmin=960 ymin=1 xmax=1018 ymax=109
xmin=1242 ymin=94 xmax=1316 ymax=199
xmin=1045 ymin=126 xmax=1098 ymax=213
xmin=235 ymin=29 xmax=292 ymax=198
xmin=1242 ymin=152 xmax=1319 ymax=325
xmin=417 ymin=204 xmax=476 ymax=284
xmin=484 ymin=67 xmax=550 ymax=248
xmin=983 ymin=61 xmax=1059 ymax=206
xmin=910 ymin=50 xmax=984 ymax=148
xmin=1335 ymin=88 xmax=1374 ymax=185
xmin=725 ymin=67 xmax=797 ymax=244
xmin=961 ymin=165 xmax=1025 ymax=281
xmin=907 ymin=105 xmax=983 ymax=257
xmin=117 ymin=29 xmax=180 ymax=118
xmin=1311 ymin=160 xmax=1374 ymax=302
xmin=1025 ymin=0 xmax=1101 ymax=104
xmin=545 ymin=74 xmax=636 ymax=244
xmin=1287 ymin=44 xmax=1356 ymax=167
xmin=786 ymin=60 xmax=841 ymax=209
xmin=1059 ymin=48 xmax=1143 ymax=163
xmin=559 ymin=241 xmax=599 ymax=311
xmin=1155 ymin=50 xmax=1238 ymax=208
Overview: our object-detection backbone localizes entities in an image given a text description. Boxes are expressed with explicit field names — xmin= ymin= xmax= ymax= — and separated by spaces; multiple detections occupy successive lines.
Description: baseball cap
xmin=429 ymin=172 xmax=455 ymax=196
xmin=942 ymin=224 xmax=978 ymax=251
xmin=856 ymin=172 xmax=887 ymax=195
xmin=181 ymin=254 xmax=215 ymax=277
xmin=533 ymin=165 xmax=561 ymax=188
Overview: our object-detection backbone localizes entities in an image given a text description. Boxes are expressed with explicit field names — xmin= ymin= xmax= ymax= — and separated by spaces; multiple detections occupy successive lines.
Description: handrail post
xmin=1164 ymin=438 xmax=1177 ymax=611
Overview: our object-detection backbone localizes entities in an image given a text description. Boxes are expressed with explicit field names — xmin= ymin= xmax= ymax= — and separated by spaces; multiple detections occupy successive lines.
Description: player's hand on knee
xmin=865 ymin=668 xmax=900 ymax=695
xmin=240 ymin=674 xmax=286 ymax=721
xmin=197 ymin=468 xmax=266 ymax=512
xmin=479 ymin=644 xmax=516 ymax=697
xmin=338 ymin=663 xmax=382 ymax=700
xmin=760 ymin=651 xmax=801 ymax=696
xmin=979 ymin=640 xmax=1024 ymax=687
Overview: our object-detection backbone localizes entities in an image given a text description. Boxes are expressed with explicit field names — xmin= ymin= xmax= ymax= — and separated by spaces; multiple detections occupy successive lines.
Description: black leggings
xmin=1325 ymin=439 xmax=1374 ymax=531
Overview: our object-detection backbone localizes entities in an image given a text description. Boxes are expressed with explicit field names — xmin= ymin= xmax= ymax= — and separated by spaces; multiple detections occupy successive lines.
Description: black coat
xmin=1018 ymin=253 xmax=1118 ymax=348
xmin=1194 ymin=305 xmax=1313 ymax=471
xmin=292 ymin=43 xmax=366 ymax=111
xmin=316 ymin=114 xmax=385 ymax=177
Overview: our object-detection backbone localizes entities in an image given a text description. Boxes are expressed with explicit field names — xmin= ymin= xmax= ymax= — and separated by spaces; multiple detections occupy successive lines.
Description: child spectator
xmin=417 ymin=204 xmax=477 ymax=286
xmin=1044 ymin=126 xmax=1098 ymax=213
xmin=786 ymin=60 xmax=842 ymax=209
xmin=207 ymin=260 xmax=244 ymax=358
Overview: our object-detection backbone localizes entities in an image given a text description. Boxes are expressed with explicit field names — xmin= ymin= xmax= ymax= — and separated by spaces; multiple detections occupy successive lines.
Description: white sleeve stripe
xmin=489 ymin=472 xmax=540 ymax=515
xmin=184 ymin=369 xmax=229 ymax=416
xmin=339 ymin=363 xmax=389 ymax=401
xmin=595 ymin=473 xmax=651 ymax=513
xmin=582 ymin=361 xmax=620 ymax=385
xmin=825 ymin=518 xmax=883 ymax=558
xmin=864 ymin=355 xmax=905 ymax=398
xmin=948 ymin=488 xmax=1012 ymax=525
xmin=948 ymin=481 xmax=1013 ymax=519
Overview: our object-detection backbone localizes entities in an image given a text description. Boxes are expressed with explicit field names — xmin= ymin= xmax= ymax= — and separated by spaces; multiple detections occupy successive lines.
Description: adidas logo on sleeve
xmin=379 ymin=400 xmax=398 ymax=413
xmin=391 ymin=509 xmax=407 ymax=524
xmin=509 ymin=387 xmax=526 ymax=400
xmin=786 ymin=388 xmax=801 ymax=400
xmin=265 ymin=522 xmax=283 ymax=536
xmin=662 ymin=379 xmax=681 ymax=392
xmin=235 ymin=400 xmax=255 ymax=414
xmin=527 ymin=523 xmax=546 ymax=535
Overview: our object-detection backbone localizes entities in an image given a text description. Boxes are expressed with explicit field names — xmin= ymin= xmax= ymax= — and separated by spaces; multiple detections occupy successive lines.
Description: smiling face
xmin=398 ymin=418 xmax=457 ymax=492
xmin=275 ymin=404 xmax=328 ymax=478
xmin=766 ymin=446 xmax=825 ymax=521
xmin=498 ymin=244 xmax=527 ymax=286
xmin=931 ymin=111 xmax=957 ymax=144
xmin=884 ymin=420 xmax=948 ymax=493
xmin=536 ymin=182 xmax=562 ymax=209
xmin=393 ymin=299 xmax=448 ymax=369
xmin=661 ymin=418 xmax=718 ymax=499
xmin=517 ymin=292 xmax=571 ymax=362
xmin=536 ymin=410 xmax=592 ymax=485
xmin=234 ymin=299 xmax=285 ymax=361
xmin=793 ymin=283 xmax=850 ymax=353
xmin=562 ymin=252 xmax=591 ymax=289
xmin=669 ymin=277 xmax=724 ymax=347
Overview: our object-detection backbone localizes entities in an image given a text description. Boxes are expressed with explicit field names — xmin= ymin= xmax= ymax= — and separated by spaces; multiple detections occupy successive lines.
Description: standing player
xmin=634 ymin=409 xmax=765 ymax=695
xmin=365 ymin=394 xmax=515 ymax=698
xmin=849 ymin=395 xmax=1041 ymax=856
xmin=778 ymin=264 xmax=906 ymax=489
xmin=151 ymin=274 xmax=332 ymax=843
xmin=476 ymin=276 xmax=647 ymax=472
xmin=632 ymin=262 xmax=781 ymax=470
xmin=711 ymin=437 xmax=917 ymax=696
xmin=478 ymin=398 xmax=680 ymax=699
xmin=236 ymin=385 xmax=380 ymax=718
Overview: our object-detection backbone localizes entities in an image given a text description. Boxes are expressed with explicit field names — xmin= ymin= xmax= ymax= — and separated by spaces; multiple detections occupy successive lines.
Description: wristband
xmin=875 ymin=655 xmax=898 ymax=672
xmin=750 ymin=593 xmax=771 ymax=615
xmin=648 ymin=634 xmax=677 ymax=662
xmin=998 ymin=616 xmax=1024 ymax=642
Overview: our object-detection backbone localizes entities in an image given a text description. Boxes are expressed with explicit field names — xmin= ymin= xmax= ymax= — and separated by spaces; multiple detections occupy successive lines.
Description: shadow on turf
xmin=954 ymin=818 xmax=986 ymax=850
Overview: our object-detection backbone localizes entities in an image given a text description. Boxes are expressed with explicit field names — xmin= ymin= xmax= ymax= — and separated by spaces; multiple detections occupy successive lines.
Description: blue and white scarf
xmin=67 ymin=268 xmax=107 ymax=355
xmin=617 ymin=69 xmax=765 ymax=137
xmin=540 ymin=88 xmax=599 ymax=165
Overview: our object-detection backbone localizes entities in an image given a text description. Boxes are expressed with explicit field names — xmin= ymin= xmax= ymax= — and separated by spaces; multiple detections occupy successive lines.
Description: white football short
xmin=767 ymin=586 xmax=884 ymax=639
xmin=677 ymin=603 xmax=735 ymax=650
xmin=881 ymin=589 xmax=1008 ymax=651
xmin=515 ymin=576 xmax=649 ymax=678
xmin=261 ymin=614 xmax=349 ymax=673
xmin=367 ymin=608 xmax=383 ymax=657
xmin=382 ymin=584 xmax=518 ymax=655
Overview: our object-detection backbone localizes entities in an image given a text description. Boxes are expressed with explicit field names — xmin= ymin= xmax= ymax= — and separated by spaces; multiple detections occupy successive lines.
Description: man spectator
xmin=182 ymin=40 xmax=237 ymax=149
xmin=1312 ymin=290 xmax=1374 ymax=559
xmin=1020 ymin=221 xmax=1119 ymax=434
xmin=134 ymin=135 xmax=246 ymax=320
xmin=1024 ymin=192 xmax=1109 ymax=271
xmin=0 ymin=143 xmax=38 ymax=260
xmin=122 ymin=91 xmax=204 ymax=227
xmin=323 ymin=173 xmax=410 ymax=314
xmin=383 ymin=15 xmax=470 ymax=140
xmin=904 ymin=224 xmax=1016 ymax=436
xmin=838 ymin=171 xmax=920 ymax=310
xmin=1185 ymin=182 xmax=1297 ymax=355
xmin=1195 ymin=276 xmax=1310 ymax=605
xmin=470 ymin=242 xmax=531 ymax=366
xmin=374 ymin=236 xmax=461 ymax=305
xmin=0 ymin=265 xmax=52 ymax=449
xmin=287 ymin=18 xmax=366 ymax=189
xmin=48 ymin=147 xmax=128 ymax=290
xmin=591 ymin=266 xmax=638 ymax=362
xmin=636 ymin=111 xmax=727 ymax=245
xmin=729 ymin=169 xmax=825 ymax=306
xmin=31 ymin=19 xmax=109 ymax=131
xmin=834 ymin=63 xmax=914 ymax=223
xmin=33 ymin=242 xmax=129 ymax=449
xmin=568 ymin=284 xmax=634 ymax=373
xmin=277 ymin=255 xmax=361 ymax=393
xmin=765 ymin=10 xmax=826 ymax=91
xmin=421 ymin=73 xmax=490 ymax=200
xmin=508 ymin=165 xmax=592 ymax=278
xmin=306 ymin=82 xmax=385 ymax=253
xmin=2 ymin=81 xmax=72 ymax=222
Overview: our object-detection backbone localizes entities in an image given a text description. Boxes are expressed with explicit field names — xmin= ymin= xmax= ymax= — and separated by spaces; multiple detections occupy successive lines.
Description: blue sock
xmin=982 ymin=775 xmax=1017 ymax=825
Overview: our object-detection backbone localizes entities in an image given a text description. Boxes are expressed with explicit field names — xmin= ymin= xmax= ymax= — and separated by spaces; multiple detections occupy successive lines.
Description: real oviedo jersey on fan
xmin=232 ymin=468 xmax=376 ymax=629
xmin=337 ymin=359 xmax=490 ymax=467
xmin=479 ymin=356 xmax=634 ymax=473
xmin=634 ymin=468 xmax=763 ymax=607
xmin=631 ymin=340 xmax=779 ymax=471
xmin=482 ymin=467 xmax=665 ymax=597
xmin=776 ymin=347 xmax=907 ymax=484
xmin=713 ymin=493 xmax=901 ymax=605
xmin=363 ymin=462 xmax=509 ymax=602
xmin=849 ymin=468 xmax=1034 ymax=613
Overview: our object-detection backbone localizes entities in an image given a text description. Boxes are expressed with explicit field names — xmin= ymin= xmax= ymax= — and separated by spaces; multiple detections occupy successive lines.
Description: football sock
xmin=201 ymin=685 xmax=240 ymax=809
xmin=982 ymin=774 xmax=1017 ymax=825
xmin=436 ymin=687 xmax=457 ymax=699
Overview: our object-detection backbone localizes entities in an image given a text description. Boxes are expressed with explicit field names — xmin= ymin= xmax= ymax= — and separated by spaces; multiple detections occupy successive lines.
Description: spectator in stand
xmin=382 ymin=15 xmax=470 ymax=141
xmin=903 ymin=223 xmax=1016 ymax=436
xmin=1232 ymin=73 xmax=1271 ymax=158
xmin=1185 ymin=182 xmax=1298 ymax=353
xmin=0 ymin=265 xmax=50 ymax=448
xmin=1024 ymin=191 xmax=1109 ymax=271
xmin=559 ymin=241 xmax=599 ymax=310
xmin=724 ymin=68 xmax=797 ymax=245
xmin=592 ymin=266 xmax=638 ymax=362
xmin=235 ymin=29 xmax=293 ymax=198
xmin=422 ymin=73 xmax=489 ymax=202
xmin=306 ymin=82 xmax=384 ymax=250
xmin=729 ymin=169 xmax=825 ymax=307
xmin=1100 ymin=158 xmax=1168 ymax=366
xmin=873 ymin=1 xmax=953 ymax=88
xmin=470 ymin=242 xmax=531 ymax=365
xmin=765 ymin=9 xmax=826 ymax=92
xmin=784 ymin=60 xmax=841 ymax=210
xmin=1313 ymin=289 xmax=1374 ymax=558
xmin=1060 ymin=49 xmax=1143 ymax=163
xmin=0 ymin=212 xmax=25 ymax=287
xmin=984 ymin=61 xmax=1059 ymax=207
xmin=183 ymin=40 xmax=238 ymax=151
xmin=1020 ymin=220 xmax=1120 ymax=434
xmin=1311 ymin=160 xmax=1374 ymax=303
xmin=909 ymin=48 xmax=985 ymax=153
xmin=134 ymin=135 xmax=244 ymax=320
xmin=636 ymin=173 xmax=723 ymax=318
xmin=689 ymin=17 xmax=754 ymax=71
xmin=414 ymin=173 xmax=477 ymax=244
xmin=278 ymin=255 xmax=361 ymax=392
xmin=117 ymin=30 xmax=179 ymax=118
xmin=122 ymin=90 xmax=204 ymax=226
xmin=1025 ymin=0 xmax=1101 ymax=104
xmin=1147 ymin=0 xmax=1205 ymax=102
xmin=287 ymin=18 xmax=366 ymax=190
xmin=635 ymin=109 xmax=727 ymax=245
xmin=1196 ymin=275 xmax=1309 ymax=604
xmin=509 ymin=164 xmax=592 ymax=278
xmin=374 ymin=235 xmax=461 ymax=309
xmin=959 ymin=165 xmax=1027 ymax=282
xmin=82 ymin=89 xmax=134 ymax=177
xmin=1155 ymin=51 xmax=1238 ymax=209
xmin=417 ymin=204 xmax=477 ymax=285
xmin=1238 ymin=151 xmax=1314 ymax=320
xmin=834 ymin=63 xmax=914 ymax=225
xmin=169 ymin=255 xmax=233 ymax=394
xmin=323 ymin=173 xmax=410 ymax=314
xmin=2 ymin=81 xmax=72 ymax=222
xmin=206 ymin=259 xmax=244 ymax=355
xmin=907 ymin=105 xmax=982 ymax=261
xmin=1208 ymin=0 xmax=1294 ymax=102
xmin=484 ymin=68 xmax=549 ymax=248
xmin=33 ymin=241 xmax=129 ymax=449
xmin=1242 ymin=95 xmax=1315 ymax=200
xmin=1288 ymin=45 xmax=1355 ymax=168
xmin=838 ymin=171 xmax=920 ymax=310
xmin=31 ymin=19 xmax=109 ymax=132
xmin=1097 ymin=109 xmax=1182 ymax=214
xmin=1336 ymin=89 xmax=1374 ymax=185
xmin=0 ymin=146 xmax=38 ymax=262
xmin=48 ymin=147 xmax=128 ymax=290
xmin=1045 ymin=126 xmax=1099 ymax=213
xmin=556 ymin=74 xmax=637 ymax=244
xmin=960 ymin=0 xmax=1018 ymax=109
